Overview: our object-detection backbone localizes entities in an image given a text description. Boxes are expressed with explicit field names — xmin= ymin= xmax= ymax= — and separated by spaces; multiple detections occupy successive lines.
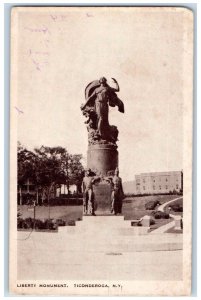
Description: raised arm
xmin=104 ymin=176 xmax=113 ymax=184
xmin=92 ymin=176 xmax=101 ymax=184
xmin=111 ymin=78 xmax=120 ymax=92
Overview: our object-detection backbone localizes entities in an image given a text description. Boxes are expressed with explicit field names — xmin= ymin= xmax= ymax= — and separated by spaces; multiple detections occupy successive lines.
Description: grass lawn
xmin=122 ymin=194 xmax=180 ymax=220
xmin=122 ymin=195 xmax=179 ymax=230
xmin=165 ymin=227 xmax=183 ymax=234
xmin=149 ymin=218 xmax=174 ymax=231
xmin=18 ymin=205 xmax=83 ymax=223
xmin=18 ymin=194 xmax=180 ymax=230
xmin=164 ymin=197 xmax=183 ymax=217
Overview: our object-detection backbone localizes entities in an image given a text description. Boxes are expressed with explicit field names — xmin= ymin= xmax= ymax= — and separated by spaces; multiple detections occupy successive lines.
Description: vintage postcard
xmin=9 ymin=6 xmax=193 ymax=296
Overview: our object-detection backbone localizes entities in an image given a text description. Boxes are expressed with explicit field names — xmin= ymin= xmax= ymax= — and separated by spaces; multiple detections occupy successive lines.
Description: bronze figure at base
xmin=82 ymin=168 xmax=124 ymax=216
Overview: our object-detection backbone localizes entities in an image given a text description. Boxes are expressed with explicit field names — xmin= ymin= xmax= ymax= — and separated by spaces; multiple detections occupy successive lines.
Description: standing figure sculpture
xmin=82 ymin=169 xmax=100 ymax=215
xmin=81 ymin=77 xmax=124 ymax=143
xmin=105 ymin=168 xmax=124 ymax=215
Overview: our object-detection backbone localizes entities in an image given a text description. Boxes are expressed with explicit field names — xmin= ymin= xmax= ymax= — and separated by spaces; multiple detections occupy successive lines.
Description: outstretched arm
xmin=104 ymin=176 xmax=113 ymax=184
xmin=111 ymin=78 xmax=120 ymax=92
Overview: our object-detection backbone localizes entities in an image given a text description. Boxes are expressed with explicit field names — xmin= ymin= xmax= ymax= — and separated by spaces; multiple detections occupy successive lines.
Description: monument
xmin=81 ymin=77 xmax=124 ymax=215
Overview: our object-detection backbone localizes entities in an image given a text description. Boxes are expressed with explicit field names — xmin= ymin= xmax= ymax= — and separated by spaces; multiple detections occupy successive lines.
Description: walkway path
xmin=150 ymin=197 xmax=183 ymax=234
xmin=157 ymin=197 xmax=183 ymax=216
xmin=17 ymin=230 xmax=183 ymax=281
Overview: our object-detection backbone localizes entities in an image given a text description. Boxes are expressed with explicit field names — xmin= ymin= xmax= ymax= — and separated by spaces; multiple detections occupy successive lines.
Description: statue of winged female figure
xmin=81 ymin=77 xmax=124 ymax=141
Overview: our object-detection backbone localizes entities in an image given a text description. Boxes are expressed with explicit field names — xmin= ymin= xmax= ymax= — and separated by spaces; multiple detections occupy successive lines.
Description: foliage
xmin=152 ymin=211 xmax=170 ymax=219
xmin=145 ymin=200 xmax=161 ymax=210
xmin=17 ymin=143 xmax=84 ymax=203
xmin=17 ymin=218 xmax=65 ymax=230
xmin=67 ymin=220 xmax=76 ymax=226
xmin=150 ymin=218 xmax=156 ymax=225
xmin=18 ymin=143 xmax=38 ymax=186
xmin=169 ymin=204 xmax=183 ymax=212
xmin=56 ymin=219 xmax=66 ymax=226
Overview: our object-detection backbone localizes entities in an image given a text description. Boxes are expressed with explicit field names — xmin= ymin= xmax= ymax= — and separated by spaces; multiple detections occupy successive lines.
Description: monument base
xmin=93 ymin=181 xmax=112 ymax=215
xmin=87 ymin=143 xmax=118 ymax=176
xmin=60 ymin=216 xmax=150 ymax=236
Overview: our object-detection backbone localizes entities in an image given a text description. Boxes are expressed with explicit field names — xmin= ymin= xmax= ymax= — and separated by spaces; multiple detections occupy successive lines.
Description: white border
xmin=1 ymin=1 xmax=199 ymax=299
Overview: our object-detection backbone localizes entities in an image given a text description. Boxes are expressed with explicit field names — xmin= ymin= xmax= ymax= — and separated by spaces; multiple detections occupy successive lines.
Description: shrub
xmin=153 ymin=211 xmax=169 ymax=219
xmin=44 ymin=219 xmax=57 ymax=230
xmin=169 ymin=204 xmax=183 ymax=212
xmin=17 ymin=217 xmax=24 ymax=229
xmin=56 ymin=219 xmax=66 ymax=226
xmin=150 ymin=218 xmax=156 ymax=225
xmin=23 ymin=217 xmax=34 ymax=229
xmin=68 ymin=220 xmax=75 ymax=226
xmin=145 ymin=200 xmax=161 ymax=210
xmin=34 ymin=219 xmax=45 ymax=230
xmin=17 ymin=218 xmax=58 ymax=230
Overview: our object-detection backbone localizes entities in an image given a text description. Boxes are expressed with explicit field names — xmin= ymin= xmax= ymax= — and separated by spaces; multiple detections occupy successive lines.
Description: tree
xmin=34 ymin=146 xmax=66 ymax=209
xmin=59 ymin=151 xmax=84 ymax=194
xmin=17 ymin=143 xmax=85 ymax=209
xmin=68 ymin=154 xmax=84 ymax=193
xmin=17 ymin=143 xmax=38 ymax=204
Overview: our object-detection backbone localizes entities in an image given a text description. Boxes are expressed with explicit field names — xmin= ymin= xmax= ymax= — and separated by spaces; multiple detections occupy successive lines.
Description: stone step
xmin=18 ymin=231 xmax=183 ymax=252
xmin=76 ymin=216 xmax=133 ymax=228
xmin=58 ymin=215 xmax=147 ymax=234
xmin=58 ymin=225 xmax=149 ymax=235
xmin=81 ymin=215 xmax=125 ymax=222
xmin=75 ymin=221 xmax=133 ymax=228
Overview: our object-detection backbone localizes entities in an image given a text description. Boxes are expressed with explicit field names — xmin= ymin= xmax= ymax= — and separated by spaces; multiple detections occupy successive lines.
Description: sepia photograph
xmin=9 ymin=6 xmax=193 ymax=296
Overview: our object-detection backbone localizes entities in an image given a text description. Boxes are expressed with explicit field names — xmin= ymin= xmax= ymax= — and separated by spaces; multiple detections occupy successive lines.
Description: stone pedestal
xmin=93 ymin=182 xmax=112 ymax=215
xmin=141 ymin=215 xmax=151 ymax=228
xmin=174 ymin=216 xmax=182 ymax=230
xmin=87 ymin=143 xmax=118 ymax=176
xmin=87 ymin=143 xmax=119 ymax=216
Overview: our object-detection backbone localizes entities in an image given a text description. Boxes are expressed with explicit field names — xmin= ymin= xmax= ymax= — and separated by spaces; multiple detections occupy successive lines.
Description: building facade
xmin=135 ymin=171 xmax=183 ymax=195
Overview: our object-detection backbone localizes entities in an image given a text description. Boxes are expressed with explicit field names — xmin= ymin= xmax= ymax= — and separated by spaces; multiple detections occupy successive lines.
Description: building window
xmin=159 ymin=186 xmax=161 ymax=190
xmin=153 ymin=185 xmax=155 ymax=190
xmin=143 ymin=179 xmax=145 ymax=183
xmin=176 ymin=184 xmax=179 ymax=189
xmin=153 ymin=179 xmax=155 ymax=182
xmin=143 ymin=186 xmax=146 ymax=190
xmin=166 ymin=178 xmax=168 ymax=182
xmin=166 ymin=185 xmax=168 ymax=189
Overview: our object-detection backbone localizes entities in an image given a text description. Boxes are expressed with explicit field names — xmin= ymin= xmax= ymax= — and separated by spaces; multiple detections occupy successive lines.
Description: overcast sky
xmin=15 ymin=7 xmax=186 ymax=181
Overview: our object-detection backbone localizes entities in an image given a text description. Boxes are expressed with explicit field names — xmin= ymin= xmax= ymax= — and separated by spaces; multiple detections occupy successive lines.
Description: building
xmin=135 ymin=171 xmax=183 ymax=195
